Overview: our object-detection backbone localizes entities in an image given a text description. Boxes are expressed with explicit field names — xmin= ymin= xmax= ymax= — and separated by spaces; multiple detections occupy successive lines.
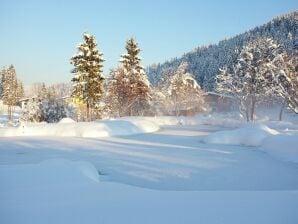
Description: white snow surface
xmin=262 ymin=134 xmax=298 ymax=164
xmin=203 ymin=123 xmax=279 ymax=146
xmin=1 ymin=114 xmax=298 ymax=223
xmin=0 ymin=117 xmax=160 ymax=138
xmin=58 ymin=117 xmax=76 ymax=123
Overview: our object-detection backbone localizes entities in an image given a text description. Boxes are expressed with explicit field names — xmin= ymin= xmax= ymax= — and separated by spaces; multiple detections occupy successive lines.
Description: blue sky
xmin=0 ymin=0 xmax=297 ymax=84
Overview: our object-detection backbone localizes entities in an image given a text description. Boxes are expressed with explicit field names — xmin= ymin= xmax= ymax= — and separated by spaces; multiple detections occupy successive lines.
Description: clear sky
xmin=0 ymin=0 xmax=297 ymax=85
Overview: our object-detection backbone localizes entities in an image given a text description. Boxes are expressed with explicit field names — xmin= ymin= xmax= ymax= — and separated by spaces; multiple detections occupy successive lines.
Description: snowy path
xmin=1 ymin=125 xmax=298 ymax=223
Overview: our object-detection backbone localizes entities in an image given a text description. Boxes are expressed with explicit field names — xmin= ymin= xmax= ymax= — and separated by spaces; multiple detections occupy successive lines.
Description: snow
xmin=58 ymin=117 xmax=76 ymax=123
xmin=262 ymin=134 xmax=298 ymax=164
xmin=2 ymin=157 xmax=297 ymax=224
xmin=203 ymin=123 xmax=279 ymax=146
xmin=0 ymin=117 xmax=160 ymax=138
xmin=1 ymin=114 xmax=298 ymax=223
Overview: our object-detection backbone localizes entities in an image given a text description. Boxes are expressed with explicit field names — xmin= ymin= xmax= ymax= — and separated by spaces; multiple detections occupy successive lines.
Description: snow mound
xmin=0 ymin=159 xmax=100 ymax=191
xmin=262 ymin=134 xmax=298 ymax=164
xmin=40 ymin=159 xmax=100 ymax=183
xmin=203 ymin=123 xmax=279 ymax=146
xmin=59 ymin=117 xmax=76 ymax=123
xmin=0 ymin=117 xmax=160 ymax=138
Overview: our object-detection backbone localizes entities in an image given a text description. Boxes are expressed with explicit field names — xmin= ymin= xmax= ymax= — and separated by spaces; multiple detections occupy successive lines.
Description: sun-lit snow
xmin=0 ymin=117 xmax=160 ymax=138
xmin=203 ymin=123 xmax=279 ymax=146
xmin=1 ymin=113 xmax=298 ymax=224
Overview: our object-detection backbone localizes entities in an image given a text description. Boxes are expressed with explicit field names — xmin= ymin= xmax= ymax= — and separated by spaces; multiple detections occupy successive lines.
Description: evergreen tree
xmin=0 ymin=67 xmax=5 ymax=98
xmin=1 ymin=65 xmax=19 ymax=120
xmin=70 ymin=32 xmax=105 ymax=121
xmin=16 ymin=79 xmax=24 ymax=102
xmin=119 ymin=38 xmax=151 ymax=116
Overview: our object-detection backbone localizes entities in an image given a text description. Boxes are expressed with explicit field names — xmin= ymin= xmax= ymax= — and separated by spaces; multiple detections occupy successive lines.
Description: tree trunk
xmin=241 ymin=100 xmax=249 ymax=122
xmin=8 ymin=105 xmax=12 ymax=121
xmin=279 ymin=100 xmax=287 ymax=121
xmin=86 ymin=103 xmax=90 ymax=121
xmin=250 ymin=98 xmax=256 ymax=121
xmin=245 ymin=108 xmax=249 ymax=122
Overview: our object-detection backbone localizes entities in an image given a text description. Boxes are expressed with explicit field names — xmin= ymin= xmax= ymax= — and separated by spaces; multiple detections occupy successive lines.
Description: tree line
xmin=70 ymin=33 xmax=206 ymax=121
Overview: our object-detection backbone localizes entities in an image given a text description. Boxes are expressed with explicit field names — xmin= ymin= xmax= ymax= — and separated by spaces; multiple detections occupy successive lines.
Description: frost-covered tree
xmin=165 ymin=62 xmax=205 ymax=116
xmin=20 ymin=98 xmax=43 ymax=123
xmin=70 ymin=32 xmax=105 ymax=121
xmin=118 ymin=38 xmax=151 ymax=116
xmin=1 ymin=65 xmax=23 ymax=120
xmin=105 ymin=67 xmax=131 ymax=117
xmin=40 ymin=86 xmax=67 ymax=123
xmin=21 ymin=84 xmax=69 ymax=123
xmin=16 ymin=79 xmax=24 ymax=102
xmin=216 ymin=38 xmax=281 ymax=121
xmin=0 ymin=68 xmax=5 ymax=98
xmin=271 ymin=47 xmax=298 ymax=120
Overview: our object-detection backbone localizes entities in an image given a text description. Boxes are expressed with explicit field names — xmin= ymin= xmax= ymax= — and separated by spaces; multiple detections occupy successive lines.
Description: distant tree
xmin=119 ymin=38 xmax=151 ymax=116
xmin=165 ymin=62 xmax=205 ymax=116
xmin=20 ymin=98 xmax=43 ymax=123
xmin=105 ymin=67 xmax=131 ymax=117
xmin=1 ymin=65 xmax=23 ymax=120
xmin=70 ymin=32 xmax=105 ymax=121
xmin=0 ymin=68 xmax=5 ymax=98
xmin=16 ymin=79 xmax=24 ymax=102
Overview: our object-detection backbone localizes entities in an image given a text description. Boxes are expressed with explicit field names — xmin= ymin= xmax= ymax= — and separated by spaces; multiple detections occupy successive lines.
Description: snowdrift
xmin=0 ymin=113 xmax=244 ymax=138
xmin=203 ymin=123 xmax=298 ymax=165
xmin=262 ymin=135 xmax=298 ymax=164
xmin=0 ymin=159 xmax=100 ymax=192
xmin=0 ymin=117 xmax=160 ymax=138
xmin=203 ymin=124 xmax=279 ymax=146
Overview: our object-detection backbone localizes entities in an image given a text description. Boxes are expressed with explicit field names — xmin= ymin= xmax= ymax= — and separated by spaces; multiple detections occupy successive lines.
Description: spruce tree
xmin=119 ymin=38 xmax=150 ymax=116
xmin=70 ymin=32 xmax=104 ymax=121
xmin=2 ymin=65 xmax=19 ymax=120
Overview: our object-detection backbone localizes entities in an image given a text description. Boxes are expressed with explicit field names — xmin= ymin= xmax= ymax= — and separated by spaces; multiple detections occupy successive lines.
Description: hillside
xmin=147 ymin=11 xmax=298 ymax=90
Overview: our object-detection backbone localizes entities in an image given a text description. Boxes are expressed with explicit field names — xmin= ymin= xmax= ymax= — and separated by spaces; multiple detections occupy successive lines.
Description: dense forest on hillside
xmin=147 ymin=11 xmax=298 ymax=90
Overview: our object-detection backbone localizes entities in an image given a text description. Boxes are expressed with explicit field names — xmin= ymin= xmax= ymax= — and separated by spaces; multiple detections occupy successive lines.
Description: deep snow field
xmin=1 ymin=111 xmax=298 ymax=224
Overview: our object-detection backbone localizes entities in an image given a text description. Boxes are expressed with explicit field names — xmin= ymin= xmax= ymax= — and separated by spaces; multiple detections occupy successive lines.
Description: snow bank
xmin=59 ymin=117 xmax=76 ymax=123
xmin=0 ymin=117 xmax=160 ymax=138
xmin=141 ymin=112 xmax=245 ymax=127
xmin=0 ymin=159 xmax=100 ymax=189
xmin=262 ymin=135 xmax=298 ymax=164
xmin=203 ymin=124 xmax=279 ymax=146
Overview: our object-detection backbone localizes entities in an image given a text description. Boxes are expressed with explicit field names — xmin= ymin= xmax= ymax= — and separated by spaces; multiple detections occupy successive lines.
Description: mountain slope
xmin=147 ymin=11 xmax=298 ymax=90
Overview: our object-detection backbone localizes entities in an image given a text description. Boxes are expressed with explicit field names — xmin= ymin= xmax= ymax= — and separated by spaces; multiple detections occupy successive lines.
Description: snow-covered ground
xmin=1 ymin=114 xmax=298 ymax=223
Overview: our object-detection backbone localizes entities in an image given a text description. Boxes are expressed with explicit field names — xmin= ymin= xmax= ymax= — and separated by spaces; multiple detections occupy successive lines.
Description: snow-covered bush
xmin=20 ymin=98 xmax=43 ymax=123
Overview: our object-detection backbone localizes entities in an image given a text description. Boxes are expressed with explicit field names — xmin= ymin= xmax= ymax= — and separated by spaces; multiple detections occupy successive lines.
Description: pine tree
xmin=1 ymin=65 xmax=19 ymax=120
xmin=16 ymin=79 xmax=24 ymax=102
xmin=70 ymin=32 xmax=105 ymax=121
xmin=119 ymin=38 xmax=151 ymax=116
xmin=0 ymin=68 xmax=5 ymax=98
